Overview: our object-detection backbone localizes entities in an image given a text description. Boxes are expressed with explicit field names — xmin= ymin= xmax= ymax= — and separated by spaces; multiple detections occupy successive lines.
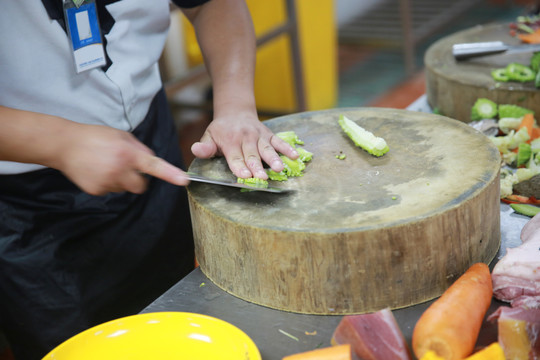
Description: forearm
xmin=0 ymin=105 xmax=75 ymax=168
xmin=0 ymin=105 xmax=189 ymax=195
xmin=184 ymin=0 xmax=257 ymax=117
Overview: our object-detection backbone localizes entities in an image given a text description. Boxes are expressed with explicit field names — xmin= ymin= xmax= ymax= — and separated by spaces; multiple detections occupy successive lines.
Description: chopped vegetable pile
xmin=470 ymin=99 xmax=540 ymax=209
xmin=509 ymin=14 xmax=540 ymax=43
xmin=236 ymin=177 xmax=269 ymax=189
xmin=236 ymin=130 xmax=312 ymax=190
xmin=267 ymin=131 xmax=312 ymax=181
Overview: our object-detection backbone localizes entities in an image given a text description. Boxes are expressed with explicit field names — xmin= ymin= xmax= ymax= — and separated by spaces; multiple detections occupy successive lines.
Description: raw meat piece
xmin=491 ymin=213 xmax=540 ymax=307
xmin=331 ymin=308 xmax=412 ymax=360
xmin=487 ymin=306 xmax=540 ymax=359
xmin=521 ymin=212 xmax=540 ymax=243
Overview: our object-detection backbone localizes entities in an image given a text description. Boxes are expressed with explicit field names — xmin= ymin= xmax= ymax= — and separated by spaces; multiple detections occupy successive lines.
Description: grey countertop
xmin=142 ymin=96 xmax=529 ymax=359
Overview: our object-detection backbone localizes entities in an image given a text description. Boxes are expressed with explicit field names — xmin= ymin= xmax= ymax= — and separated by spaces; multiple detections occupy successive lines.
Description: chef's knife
xmin=453 ymin=41 xmax=540 ymax=60
xmin=186 ymin=173 xmax=293 ymax=193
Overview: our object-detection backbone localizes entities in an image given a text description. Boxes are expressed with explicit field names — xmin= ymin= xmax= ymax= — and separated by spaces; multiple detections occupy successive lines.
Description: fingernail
xmin=256 ymin=170 xmax=268 ymax=179
xmin=272 ymin=159 xmax=283 ymax=168
xmin=240 ymin=169 xmax=252 ymax=178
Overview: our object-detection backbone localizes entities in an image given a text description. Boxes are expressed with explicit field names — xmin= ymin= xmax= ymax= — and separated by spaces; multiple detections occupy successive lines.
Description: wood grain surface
xmin=187 ymin=108 xmax=501 ymax=314
xmin=425 ymin=23 xmax=540 ymax=122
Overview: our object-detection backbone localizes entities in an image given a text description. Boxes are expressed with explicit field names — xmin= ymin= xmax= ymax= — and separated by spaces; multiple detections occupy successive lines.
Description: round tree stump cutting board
xmin=187 ymin=108 xmax=501 ymax=315
xmin=425 ymin=23 xmax=540 ymax=122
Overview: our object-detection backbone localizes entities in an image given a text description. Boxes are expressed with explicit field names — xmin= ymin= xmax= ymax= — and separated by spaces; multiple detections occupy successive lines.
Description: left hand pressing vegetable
xmin=184 ymin=0 xmax=298 ymax=180
xmin=191 ymin=111 xmax=299 ymax=179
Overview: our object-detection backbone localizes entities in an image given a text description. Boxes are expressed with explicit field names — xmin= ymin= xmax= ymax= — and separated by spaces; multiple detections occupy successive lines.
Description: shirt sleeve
xmin=171 ymin=0 xmax=211 ymax=8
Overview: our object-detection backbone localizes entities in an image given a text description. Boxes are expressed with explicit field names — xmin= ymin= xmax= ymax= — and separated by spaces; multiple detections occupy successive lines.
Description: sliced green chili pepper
xmin=491 ymin=68 xmax=509 ymax=82
xmin=506 ymin=63 xmax=536 ymax=82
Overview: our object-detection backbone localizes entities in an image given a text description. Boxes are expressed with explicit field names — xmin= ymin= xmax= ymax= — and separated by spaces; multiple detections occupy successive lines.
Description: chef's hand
xmin=191 ymin=110 xmax=299 ymax=179
xmin=53 ymin=124 xmax=189 ymax=196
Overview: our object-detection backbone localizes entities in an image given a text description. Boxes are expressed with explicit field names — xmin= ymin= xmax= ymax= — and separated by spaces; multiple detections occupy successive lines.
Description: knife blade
xmin=186 ymin=173 xmax=293 ymax=193
xmin=453 ymin=41 xmax=540 ymax=60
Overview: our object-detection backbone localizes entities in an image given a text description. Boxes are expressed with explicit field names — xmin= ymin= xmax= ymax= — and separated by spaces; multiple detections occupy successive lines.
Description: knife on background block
xmin=186 ymin=173 xmax=293 ymax=194
xmin=453 ymin=41 xmax=540 ymax=60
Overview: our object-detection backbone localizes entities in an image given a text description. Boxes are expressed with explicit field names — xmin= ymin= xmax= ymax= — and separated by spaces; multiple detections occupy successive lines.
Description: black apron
xmin=0 ymin=89 xmax=194 ymax=360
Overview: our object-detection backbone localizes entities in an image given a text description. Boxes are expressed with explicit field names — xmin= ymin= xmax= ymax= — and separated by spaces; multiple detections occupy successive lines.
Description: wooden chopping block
xmin=187 ymin=108 xmax=501 ymax=315
xmin=425 ymin=23 xmax=540 ymax=122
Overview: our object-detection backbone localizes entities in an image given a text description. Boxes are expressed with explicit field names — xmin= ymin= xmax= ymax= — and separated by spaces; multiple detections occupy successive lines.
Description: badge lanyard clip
xmin=63 ymin=0 xmax=106 ymax=73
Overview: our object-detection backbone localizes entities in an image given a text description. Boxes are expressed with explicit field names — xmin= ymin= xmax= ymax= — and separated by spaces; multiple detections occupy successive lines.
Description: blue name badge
xmin=65 ymin=1 xmax=106 ymax=73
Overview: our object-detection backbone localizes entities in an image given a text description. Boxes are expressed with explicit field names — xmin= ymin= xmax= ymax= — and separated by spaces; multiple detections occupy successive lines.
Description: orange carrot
xmin=282 ymin=344 xmax=352 ymax=360
xmin=518 ymin=113 xmax=536 ymax=141
xmin=532 ymin=127 xmax=540 ymax=141
xmin=518 ymin=28 xmax=540 ymax=44
xmin=412 ymin=263 xmax=493 ymax=360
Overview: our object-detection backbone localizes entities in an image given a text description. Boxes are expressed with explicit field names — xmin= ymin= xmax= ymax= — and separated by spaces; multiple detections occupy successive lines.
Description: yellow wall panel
xmin=182 ymin=0 xmax=337 ymax=113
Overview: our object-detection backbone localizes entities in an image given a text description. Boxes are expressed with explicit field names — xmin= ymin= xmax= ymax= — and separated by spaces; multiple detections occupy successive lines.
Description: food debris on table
xmin=278 ymin=329 xmax=299 ymax=342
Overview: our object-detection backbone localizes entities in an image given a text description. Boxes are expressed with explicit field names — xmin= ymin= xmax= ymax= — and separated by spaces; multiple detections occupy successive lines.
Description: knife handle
xmin=452 ymin=41 xmax=509 ymax=61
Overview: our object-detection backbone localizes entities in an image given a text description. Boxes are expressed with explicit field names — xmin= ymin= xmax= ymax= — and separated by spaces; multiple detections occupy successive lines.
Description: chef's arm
xmin=0 ymin=105 xmax=189 ymax=195
xmin=182 ymin=0 xmax=298 ymax=179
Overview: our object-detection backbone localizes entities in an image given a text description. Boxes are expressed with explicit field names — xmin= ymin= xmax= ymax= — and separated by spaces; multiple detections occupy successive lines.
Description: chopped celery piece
xmin=338 ymin=115 xmax=389 ymax=157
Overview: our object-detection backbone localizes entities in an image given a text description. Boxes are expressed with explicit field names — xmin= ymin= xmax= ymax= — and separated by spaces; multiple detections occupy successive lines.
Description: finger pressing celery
xmin=338 ymin=114 xmax=389 ymax=157
xmin=266 ymin=131 xmax=313 ymax=181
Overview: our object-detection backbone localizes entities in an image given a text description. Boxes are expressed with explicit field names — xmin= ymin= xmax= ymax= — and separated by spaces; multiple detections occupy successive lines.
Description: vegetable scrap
xmin=509 ymin=14 xmax=540 ymax=41
xmin=236 ymin=177 xmax=269 ymax=192
xmin=338 ymin=114 xmax=389 ymax=157
xmin=236 ymin=130 xmax=312 ymax=190
xmin=278 ymin=329 xmax=299 ymax=342
xmin=519 ymin=28 xmax=540 ymax=44
xmin=237 ymin=177 xmax=269 ymax=188
xmin=412 ymin=263 xmax=492 ymax=360
xmin=267 ymin=131 xmax=312 ymax=181
xmin=470 ymin=99 xmax=540 ymax=208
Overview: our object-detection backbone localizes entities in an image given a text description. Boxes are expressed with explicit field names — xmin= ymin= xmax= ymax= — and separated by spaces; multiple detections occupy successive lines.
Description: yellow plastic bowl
xmin=42 ymin=312 xmax=261 ymax=360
